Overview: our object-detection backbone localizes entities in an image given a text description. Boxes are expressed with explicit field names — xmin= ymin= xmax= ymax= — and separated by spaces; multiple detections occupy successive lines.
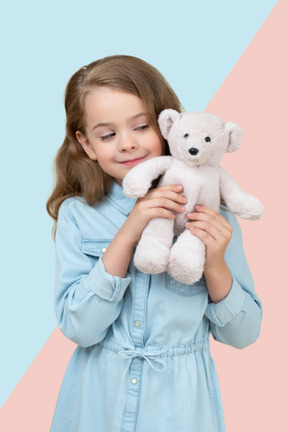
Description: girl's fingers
xmin=186 ymin=205 xmax=232 ymax=233
xmin=156 ymin=184 xmax=184 ymax=193
xmin=147 ymin=184 xmax=183 ymax=195
xmin=151 ymin=192 xmax=187 ymax=206
xmin=187 ymin=226 xmax=215 ymax=248
xmin=185 ymin=217 xmax=229 ymax=238
xmin=148 ymin=207 xmax=176 ymax=220
xmin=186 ymin=221 xmax=229 ymax=241
xmin=139 ymin=196 xmax=187 ymax=214
xmin=146 ymin=185 xmax=187 ymax=204
xmin=195 ymin=206 xmax=232 ymax=232
xmin=138 ymin=184 xmax=188 ymax=214
xmin=185 ymin=206 xmax=233 ymax=247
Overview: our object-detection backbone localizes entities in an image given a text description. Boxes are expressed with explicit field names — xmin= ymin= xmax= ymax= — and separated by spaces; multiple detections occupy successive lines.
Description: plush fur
xmin=123 ymin=110 xmax=264 ymax=285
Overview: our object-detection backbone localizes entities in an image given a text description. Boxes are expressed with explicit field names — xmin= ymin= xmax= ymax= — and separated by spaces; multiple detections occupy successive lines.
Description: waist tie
xmin=99 ymin=339 xmax=210 ymax=373
xmin=118 ymin=348 xmax=168 ymax=373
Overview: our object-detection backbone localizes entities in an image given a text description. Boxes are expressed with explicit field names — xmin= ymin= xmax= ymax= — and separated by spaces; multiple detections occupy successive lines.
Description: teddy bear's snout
xmin=188 ymin=147 xmax=199 ymax=156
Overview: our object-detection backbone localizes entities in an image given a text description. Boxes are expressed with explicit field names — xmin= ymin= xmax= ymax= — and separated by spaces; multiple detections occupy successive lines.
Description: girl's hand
xmin=102 ymin=184 xmax=186 ymax=278
xmin=121 ymin=184 xmax=187 ymax=245
xmin=185 ymin=205 xmax=233 ymax=302
xmin=185 ymin=205 xmax=232 ymax=269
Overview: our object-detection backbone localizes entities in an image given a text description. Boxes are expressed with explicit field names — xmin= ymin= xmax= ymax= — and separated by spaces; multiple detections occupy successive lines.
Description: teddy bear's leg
xmin=168 ymin=230 xmax=205 ymax=285
xmin=134 ymin=217 xmax=174 ymax=274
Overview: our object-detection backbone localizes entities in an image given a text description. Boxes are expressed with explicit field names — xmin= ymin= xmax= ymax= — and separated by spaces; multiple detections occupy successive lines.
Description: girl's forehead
xmin=84 ymin=88 xmax=148 ymax=127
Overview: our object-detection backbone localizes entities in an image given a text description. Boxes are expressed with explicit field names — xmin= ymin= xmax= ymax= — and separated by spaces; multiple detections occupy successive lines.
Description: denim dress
xmin=50 ymin=181 xmax=262 ymax=432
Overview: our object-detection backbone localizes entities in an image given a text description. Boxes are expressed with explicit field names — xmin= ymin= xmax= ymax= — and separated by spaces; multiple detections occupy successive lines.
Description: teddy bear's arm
xmin=219 ymin=167 xmax=264 ymax=220
xmin=123 ymin=156 xmax=173 ymax=198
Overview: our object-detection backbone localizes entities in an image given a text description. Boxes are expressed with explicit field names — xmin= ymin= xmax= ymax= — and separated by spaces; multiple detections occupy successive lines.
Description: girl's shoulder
xmin=58 ymin=196 xmax=88 ymax=223
xmin=60 ymin=195 xmax=87 ymax=212
xmin=58 ymin=195 xmax=117 ymax=239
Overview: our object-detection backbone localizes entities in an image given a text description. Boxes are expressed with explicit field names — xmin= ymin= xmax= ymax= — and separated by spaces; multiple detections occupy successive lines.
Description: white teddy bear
xmin=123 ymin=110 xmax=264 ymax=285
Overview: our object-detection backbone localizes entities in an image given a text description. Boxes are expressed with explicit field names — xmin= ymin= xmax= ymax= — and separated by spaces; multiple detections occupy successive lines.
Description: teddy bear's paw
xmin=123 ymin=185 xmax=150 ymax=198
xmin=134 ymin=239 xmax=170 ymax=274
xmin=236 ymin=196 xmax=264 ymax=221
xmin=168 ymin=255 xmax=204 ymax=285
xmin=122 ymin=176 xmax=151 ymax=198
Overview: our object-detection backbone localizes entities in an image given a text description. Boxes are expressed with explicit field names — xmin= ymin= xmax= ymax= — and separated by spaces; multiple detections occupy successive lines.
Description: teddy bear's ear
xmin=158 ymin=109 xmax=181 ymax=139
xmin=225 ymin=122 xmax=243 ymax=153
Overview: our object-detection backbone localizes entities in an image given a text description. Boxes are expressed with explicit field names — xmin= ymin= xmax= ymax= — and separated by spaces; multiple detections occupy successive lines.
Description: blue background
xmin=0 ymin=0 xmax=278 ymax=407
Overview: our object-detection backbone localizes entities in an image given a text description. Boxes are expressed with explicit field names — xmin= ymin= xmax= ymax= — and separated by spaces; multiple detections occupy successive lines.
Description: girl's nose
xmin=118 ymin=134 xmax=138 ymax=152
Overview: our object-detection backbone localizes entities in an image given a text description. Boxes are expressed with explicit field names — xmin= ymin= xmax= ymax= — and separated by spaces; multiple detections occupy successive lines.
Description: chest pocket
xmin=81 ymin=239 xmax=112 ymax=261
xmin=165 ymin=273 xmax=207 ymax=297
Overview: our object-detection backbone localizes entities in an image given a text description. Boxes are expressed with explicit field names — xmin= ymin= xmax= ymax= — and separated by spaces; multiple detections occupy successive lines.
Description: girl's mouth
xmin=119 ymin=155 xmax=147 ymax=166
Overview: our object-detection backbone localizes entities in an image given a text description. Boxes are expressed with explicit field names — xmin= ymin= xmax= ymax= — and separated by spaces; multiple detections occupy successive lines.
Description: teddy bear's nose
xmin=188 ymin=147 xmax=199 ymax=156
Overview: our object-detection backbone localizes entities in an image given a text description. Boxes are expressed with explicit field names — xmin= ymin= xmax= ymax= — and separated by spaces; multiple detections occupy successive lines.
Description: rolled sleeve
xmin=205 ymin=277 xmax=246 ymax=327
xmin=87 ymin=257 xmax=131 ymax=302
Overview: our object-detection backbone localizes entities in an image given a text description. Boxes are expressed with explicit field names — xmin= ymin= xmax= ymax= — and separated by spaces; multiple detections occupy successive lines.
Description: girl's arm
xmin=55 ymin=202 xmax=128 ymax=348
xmin=55 ymin=185 xmax=186 ymax=348
xmin=186 ymin=206 xmax=262 ymax=349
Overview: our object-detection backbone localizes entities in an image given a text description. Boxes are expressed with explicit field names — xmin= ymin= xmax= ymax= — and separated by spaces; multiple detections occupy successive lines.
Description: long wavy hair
xmin=46 ymin=55 xmax=183 ymax=235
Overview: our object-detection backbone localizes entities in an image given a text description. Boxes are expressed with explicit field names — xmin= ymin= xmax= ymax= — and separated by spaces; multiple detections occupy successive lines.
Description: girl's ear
xmin=158 ymin=109 xmax=180 ymax=139
xmin=225 ymin=122 xmax=243 ymax=153
xmin=76 ymin=131 xmax=97 ymax=161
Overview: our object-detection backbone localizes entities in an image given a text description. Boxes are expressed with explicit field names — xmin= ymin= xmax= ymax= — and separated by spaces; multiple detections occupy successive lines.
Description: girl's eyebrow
xmin=92 ymin=112 xmax=147 ymax=130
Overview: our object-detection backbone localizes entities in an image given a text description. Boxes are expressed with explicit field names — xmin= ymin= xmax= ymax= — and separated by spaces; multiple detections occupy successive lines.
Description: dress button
xmin=134 ymin=320 xmax=141 ymax=327
xmin=131 ymin=378 xmax=138 ymax=385
xmin=101 ymin=247 xmax=107 ymax=253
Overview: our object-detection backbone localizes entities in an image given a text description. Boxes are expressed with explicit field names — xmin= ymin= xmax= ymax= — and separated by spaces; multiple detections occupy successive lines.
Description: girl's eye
xmin=100 ymin=132 xmax=116 ymax=140
xmin=135 ymin=124 xmax=149 ymax=131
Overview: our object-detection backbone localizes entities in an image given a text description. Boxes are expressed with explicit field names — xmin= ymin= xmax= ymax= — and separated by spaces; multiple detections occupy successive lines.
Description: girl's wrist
xmin=117 ymin=226 xmax=138 ymax=248
xmin=204 ymin=257 xmax=226 ymax=274
xmin=119 ymin=219 xmax=142 ymax=246
xmin=204 ymin=261 xmax=233 ymax=303
xmin=102 ymin=228 xmax=135 ymax=278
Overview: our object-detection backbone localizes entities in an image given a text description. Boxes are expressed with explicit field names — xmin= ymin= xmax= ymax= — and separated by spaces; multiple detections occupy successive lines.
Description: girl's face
xmin=76 ymin=87 xmax=163 ymax=185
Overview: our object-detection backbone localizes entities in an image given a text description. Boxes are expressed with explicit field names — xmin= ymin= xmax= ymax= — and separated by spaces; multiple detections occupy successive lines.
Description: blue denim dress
xmin=50 ymin=181 xmax=262 ymax=432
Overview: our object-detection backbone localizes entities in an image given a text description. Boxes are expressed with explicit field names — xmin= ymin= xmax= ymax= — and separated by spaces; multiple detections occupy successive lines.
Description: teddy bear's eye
xmin=184 ymin=133 xmax=189 ymax=139
xmin=205 ymin=136 xmax=211 ymax=142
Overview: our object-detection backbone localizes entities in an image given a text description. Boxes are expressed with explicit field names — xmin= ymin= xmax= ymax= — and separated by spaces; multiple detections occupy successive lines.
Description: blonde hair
xmin=46 ymin=55 xmax=183 ymax=231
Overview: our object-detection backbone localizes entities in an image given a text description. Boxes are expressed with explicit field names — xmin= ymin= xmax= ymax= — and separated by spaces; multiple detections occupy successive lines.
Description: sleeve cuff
xmin=205 ymin=277 xmax=247 ymax=327
xmin=86 ymin=258 xmax=131 ymax=302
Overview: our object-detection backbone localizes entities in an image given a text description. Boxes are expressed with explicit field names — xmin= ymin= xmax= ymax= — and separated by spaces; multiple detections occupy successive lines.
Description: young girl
xmin=47 ymin=55 xmax=262 ymax=432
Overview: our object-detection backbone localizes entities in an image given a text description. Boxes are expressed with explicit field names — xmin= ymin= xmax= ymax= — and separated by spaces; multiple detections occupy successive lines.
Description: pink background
xmin=0 ymin=1 xmax=287 ymax=430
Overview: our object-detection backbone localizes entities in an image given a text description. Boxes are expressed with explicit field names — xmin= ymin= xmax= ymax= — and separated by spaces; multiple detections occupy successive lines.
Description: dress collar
xmin=105 ymin=181 xmax=137 ymax=216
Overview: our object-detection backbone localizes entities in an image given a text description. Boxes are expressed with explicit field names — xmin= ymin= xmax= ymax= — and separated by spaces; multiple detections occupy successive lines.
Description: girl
xmin=47 ymin=55 xmax=262 ymax=432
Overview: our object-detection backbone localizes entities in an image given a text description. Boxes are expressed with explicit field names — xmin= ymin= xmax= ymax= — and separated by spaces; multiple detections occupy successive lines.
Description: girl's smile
xmin=76 ymin=87 xmax=163 ymax=185
xmin=118 ymin=155 xmax=148 ymax=166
